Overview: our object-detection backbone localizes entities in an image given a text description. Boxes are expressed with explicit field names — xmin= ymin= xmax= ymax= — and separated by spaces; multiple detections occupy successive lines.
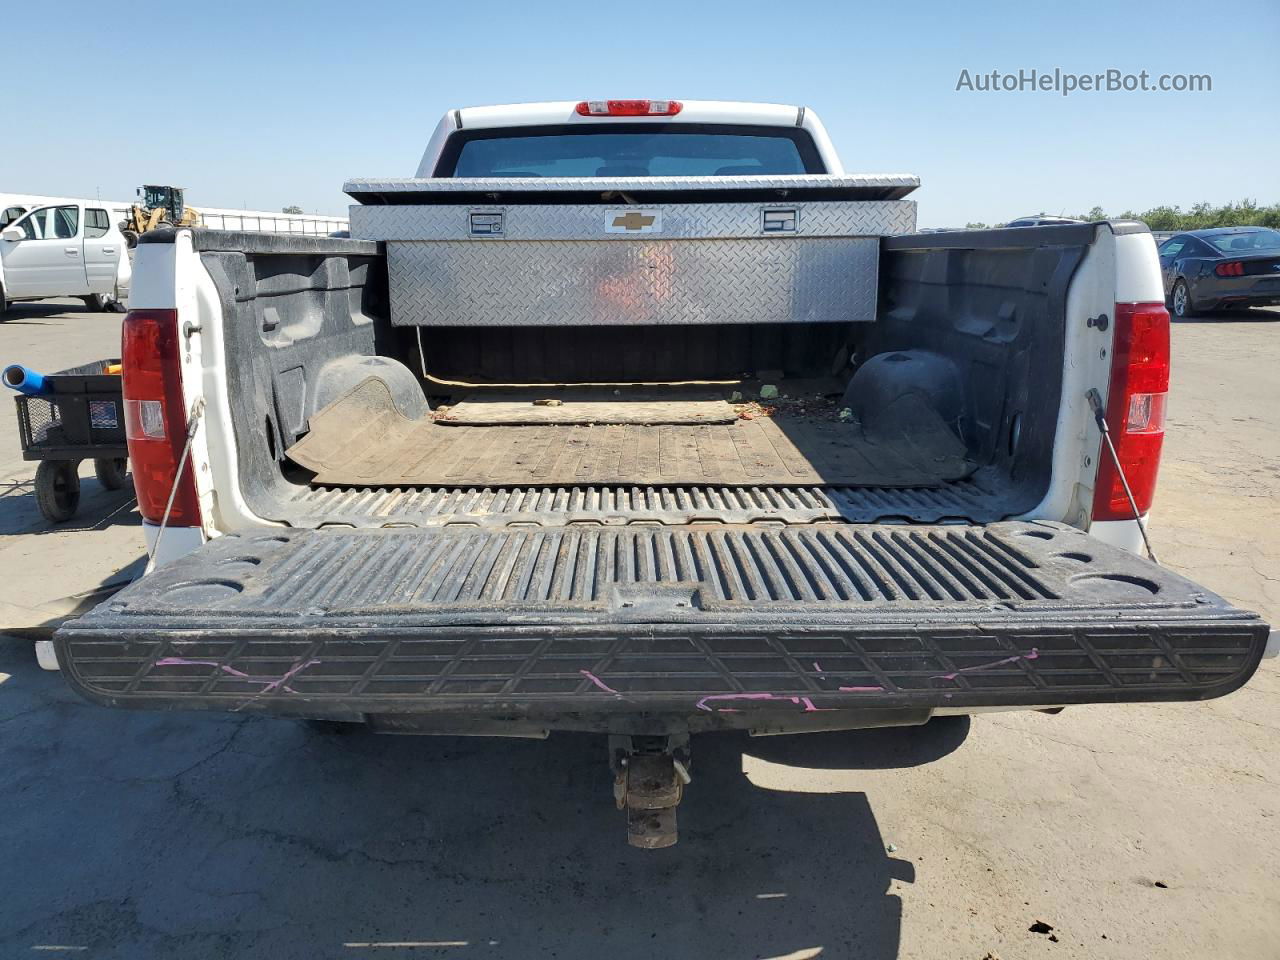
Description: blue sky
xmin=4 ymin=0 xmax=1276 ymax=226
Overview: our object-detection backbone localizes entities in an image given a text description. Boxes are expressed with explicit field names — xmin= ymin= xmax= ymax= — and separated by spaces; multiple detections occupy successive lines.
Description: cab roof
xmin=415 ymin=99 xmax=845 ymax=178
xmin=453 ymin=100 xmax=806 ymax=130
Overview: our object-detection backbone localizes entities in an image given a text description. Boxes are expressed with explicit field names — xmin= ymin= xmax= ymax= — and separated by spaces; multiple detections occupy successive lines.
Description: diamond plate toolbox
xmin=352 ymin=201 xmax=915 ymax=328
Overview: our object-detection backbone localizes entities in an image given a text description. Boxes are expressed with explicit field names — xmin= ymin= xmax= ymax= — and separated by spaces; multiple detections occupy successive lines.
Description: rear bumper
xmin=1200 ymin=295 xmax=1280 ymax=311
xmin=1191 ymin=275 xmax=1280 ymax=310
xmin=54 ymin=521 xmax=1269 ymax=733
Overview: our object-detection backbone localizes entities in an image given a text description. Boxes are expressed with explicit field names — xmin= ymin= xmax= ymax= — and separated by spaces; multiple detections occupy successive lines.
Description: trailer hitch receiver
xmin=609 ymin=734 xmax=691 ymax=849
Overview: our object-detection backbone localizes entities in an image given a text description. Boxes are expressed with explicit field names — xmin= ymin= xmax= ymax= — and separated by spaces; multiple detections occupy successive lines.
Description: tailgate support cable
xmin=1086 ymin=388 xmax=1159 ymax=564
xmin=148 ymin=398 xmax=205 ymax=567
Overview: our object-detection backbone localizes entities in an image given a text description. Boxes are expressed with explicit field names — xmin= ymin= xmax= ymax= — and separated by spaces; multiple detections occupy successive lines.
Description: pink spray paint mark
xmin=154 ymin=656 xmax=320 ymax=694
xmin=695 ymin=692 xmax=835 ymax=713
xmin=933 ymin=647 xmax=1040 ymax=681
xmin=258 ymin=658 xmax=322 ymax=693
xmin=156 ymin=657 xmax=249 ymax=678
xmin=579 ymin=669 xmax=622 ymax=696
xmin=837 ymin=685 xmax=886 ymax=693
xmin=812 ymin=661 xmax=824 ymax=673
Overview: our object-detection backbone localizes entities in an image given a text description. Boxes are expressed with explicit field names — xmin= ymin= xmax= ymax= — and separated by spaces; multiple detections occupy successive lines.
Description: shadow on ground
xmin=0 ymin=641 xmax=967 ymax=959
xmin=0 ymin=475 xmax=140 ymax=537
xmin=1173 ymin=306 xmax=1280 ymax=324
xmin=0 ymin=302 xmax=92 ymax=324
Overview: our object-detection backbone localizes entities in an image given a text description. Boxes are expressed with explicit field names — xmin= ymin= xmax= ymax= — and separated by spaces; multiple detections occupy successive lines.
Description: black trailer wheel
xmin=94 ymin=457 xmax=130 ymax=491
xmin=83 ymin=291 xmax=125 ymax=313
xmin=35 ymin=460 xmax=81 ymax=523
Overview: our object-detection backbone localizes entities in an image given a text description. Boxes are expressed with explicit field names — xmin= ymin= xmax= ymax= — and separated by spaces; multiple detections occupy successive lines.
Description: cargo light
xmin=575 ymin=100 xmax=682 ymax=116
xmin=122 ymin=308 xmax=201 ymax=526
xmin=1091 ymin=301 xmax=1170 ymax=521
xmin=1214 ymin=261 xmax=1245 ymax=277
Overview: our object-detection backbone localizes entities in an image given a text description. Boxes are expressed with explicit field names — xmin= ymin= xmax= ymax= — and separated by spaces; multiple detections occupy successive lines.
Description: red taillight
xmin=121 ymin=309 xmax=201 ymax=525
xmin=575 ymin=99 xmax=682 ymax=116
xmin=1214 ymin=261 xmax=1244 ymax=277
xmin=1092 ymin=301 xmax=1170 ymax=521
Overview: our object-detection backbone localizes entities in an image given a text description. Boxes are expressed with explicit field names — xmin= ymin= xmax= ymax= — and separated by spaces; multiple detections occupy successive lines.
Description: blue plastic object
xmin=3 ymin=364 xmax=48 ymax=396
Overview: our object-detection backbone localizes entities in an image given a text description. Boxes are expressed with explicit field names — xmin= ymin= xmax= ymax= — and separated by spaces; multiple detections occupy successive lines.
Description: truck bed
xmin=185 ymin=220 xmax=1089 ymax=530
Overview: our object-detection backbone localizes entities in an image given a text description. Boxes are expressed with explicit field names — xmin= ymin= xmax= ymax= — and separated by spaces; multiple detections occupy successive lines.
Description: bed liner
xmin=186 ymin=221 xmax=1087 ymax=534
xmin=261 ymin=479 xmax=1012 ymax=530
xmin=439 ymin=391 xmax=737 ymax=426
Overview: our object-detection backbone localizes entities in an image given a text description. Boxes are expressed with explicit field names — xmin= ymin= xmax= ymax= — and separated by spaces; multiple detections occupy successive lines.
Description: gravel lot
xmin=0 ymin=299 xmax=1276 ymax=959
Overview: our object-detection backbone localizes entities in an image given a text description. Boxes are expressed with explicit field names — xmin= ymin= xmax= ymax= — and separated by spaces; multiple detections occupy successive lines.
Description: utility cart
xmin=12 ymin=360 xmax=130 ymax=522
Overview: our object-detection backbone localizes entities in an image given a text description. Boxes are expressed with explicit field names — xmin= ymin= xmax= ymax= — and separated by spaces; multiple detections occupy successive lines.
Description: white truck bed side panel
xmin=1015 ymin=225 xmax=1118 ymax=527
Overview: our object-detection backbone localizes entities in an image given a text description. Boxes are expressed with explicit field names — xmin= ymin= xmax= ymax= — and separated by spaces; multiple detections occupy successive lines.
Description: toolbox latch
xmin=762 ymin=208 xmax=798 ymax=233
xmin=469 ymin=211 xmax=504 ymax=237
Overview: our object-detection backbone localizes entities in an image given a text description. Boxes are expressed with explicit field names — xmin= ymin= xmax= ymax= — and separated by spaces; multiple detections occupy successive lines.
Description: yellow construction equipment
xmin=118 ymin=185 xmax=200 ymax=247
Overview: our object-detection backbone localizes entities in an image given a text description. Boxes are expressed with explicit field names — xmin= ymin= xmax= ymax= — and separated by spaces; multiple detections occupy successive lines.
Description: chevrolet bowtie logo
xmin=613 ymin=212 xmax=656 ymax=230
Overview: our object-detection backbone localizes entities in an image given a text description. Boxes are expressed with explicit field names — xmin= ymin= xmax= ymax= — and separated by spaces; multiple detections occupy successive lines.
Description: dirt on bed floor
xmin=285 ymin=378 xmax=973 ymax=488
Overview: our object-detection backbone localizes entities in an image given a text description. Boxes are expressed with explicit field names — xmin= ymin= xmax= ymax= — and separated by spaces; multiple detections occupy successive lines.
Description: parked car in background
xmin=0 ymin=202 xmax=131 ymax=313
xmin=1158 ymin=227 xmax=1280 ymax=318
xmin=1006 ymin=215 xmax=1084 ymax=227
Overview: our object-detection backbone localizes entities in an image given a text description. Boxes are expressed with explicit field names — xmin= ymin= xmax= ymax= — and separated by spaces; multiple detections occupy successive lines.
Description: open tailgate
xmin=55 ymin=521 xmax=1268 ymax=729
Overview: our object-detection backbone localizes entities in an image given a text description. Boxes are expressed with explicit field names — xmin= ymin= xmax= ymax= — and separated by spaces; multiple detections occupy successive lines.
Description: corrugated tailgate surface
xmin=57 ymin=522 xmax=1269 ymax=715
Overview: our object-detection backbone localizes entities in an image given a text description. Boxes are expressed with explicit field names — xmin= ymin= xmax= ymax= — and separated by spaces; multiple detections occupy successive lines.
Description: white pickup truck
xmin=54 ymin=100 xmax=1272 ymax=847
xmin=0 ymin=200 xmax=131 ymax=312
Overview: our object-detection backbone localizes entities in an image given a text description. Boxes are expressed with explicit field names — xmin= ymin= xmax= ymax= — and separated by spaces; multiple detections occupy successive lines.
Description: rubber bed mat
xmin=56 ymin=521 xmax=1269 ymax=726
xmin=286 ymin=378 xmax=974 ymax=487
xmin=440 ymin=390 xmax=736 ymax=426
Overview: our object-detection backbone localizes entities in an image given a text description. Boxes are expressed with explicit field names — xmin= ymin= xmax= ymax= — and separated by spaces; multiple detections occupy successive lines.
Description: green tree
xmin=282 ymin=205 xmax=304 ymax=214
xmin=1141 ymin=206 xmax=1183 ymax=231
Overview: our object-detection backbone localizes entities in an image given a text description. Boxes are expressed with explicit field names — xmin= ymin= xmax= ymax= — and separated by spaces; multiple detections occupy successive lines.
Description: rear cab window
xmin=436 ymin=124 xmax=824 ymax=177
xmin=1205 ymin=229 xmax=1280 ymax=254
